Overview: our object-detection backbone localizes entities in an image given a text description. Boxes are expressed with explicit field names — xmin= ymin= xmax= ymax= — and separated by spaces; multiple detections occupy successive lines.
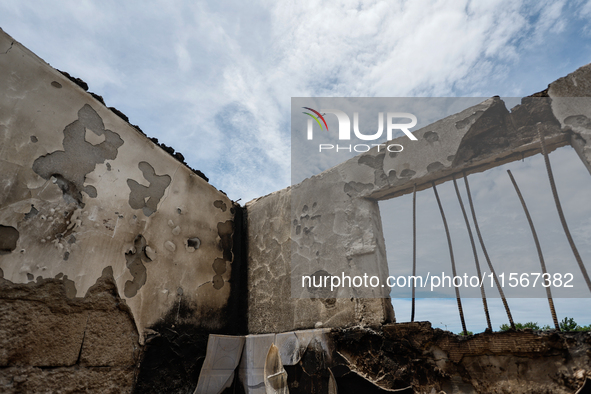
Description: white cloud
xmin=0 ymin=0 xmax=590 ymax=202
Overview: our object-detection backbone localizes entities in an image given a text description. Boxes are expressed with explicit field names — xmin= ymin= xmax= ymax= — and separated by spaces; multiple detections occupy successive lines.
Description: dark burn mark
xmin=447 ymin=155 xmax=455 ymax=162
xmin=217 ymin=220 xmax=234 ymax=262
xmin=32 ymin=104 xmax=124 ymax=206
xmin=213 ymin=200 xmax=227 ymax=212
xmin=106 ymin=162 xmax=111 ymax=171
xmin=0 ymin=225 xmax=19 ymax=254
xmin=63 ymin=251 xmax=70 ymax=261
xmin=24 ymin=205 xmax=38 ymax=220
xmin=453 ymin=97 xmax=561 ymax=166
xmin=50 ymin=81 xmax=62 ymax=89
xmin=30 ymin=135 xmax=38 ymax=143
xmin=187 ymin=237 xmax=201 ymax=250
xmin=427 ymin=162 xmax=444 ymax=173
xmin=455 ymin=110 xmax=483 ymax=130
xmin=358 ymin=153 xmax=385 ymax=169
xmin=212 ymin=258 xmax=227 ymax=290
xmin=127 ymin=162 xmax=171 ymax=217
xmin=26 ymin=273 xmax=34 ymax=281
xmin=423 ymin=131 xmax=439 ymax=142
xmin=135 ymin=309 xmax=213 ymax=393
xmin=124 ymin=235 xmax=150 ymax=298
xmin=135 ymin=205 xmax=247 ymax=394
xmin=399 ymin=169 xmax=415 ymax=178
xmin=212 ymin=220 xmax=234 ymax=290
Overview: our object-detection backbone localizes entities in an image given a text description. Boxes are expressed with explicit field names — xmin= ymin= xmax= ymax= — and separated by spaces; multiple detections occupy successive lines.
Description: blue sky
xmin=1 ymin=0 xmax=591 ymax=332
xmin=2 ymin=0 xmax=591 ymax=201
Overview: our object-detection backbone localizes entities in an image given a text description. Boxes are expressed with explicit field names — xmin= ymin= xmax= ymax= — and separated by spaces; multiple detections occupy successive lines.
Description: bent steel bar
xmin=538 ymin=126 xmax=591 ymax=294
xmin=411 ymin=183 xmax=417 ymax=323
xmin=453 ymin=175 xmax=492 ymax=331
xmin=463 ymin=172 xmax=515 ymax=330
xmin=507 ymin=169 xmax=560 ymax=331
xmin=432 ymin=181 xmax=468 ymax=336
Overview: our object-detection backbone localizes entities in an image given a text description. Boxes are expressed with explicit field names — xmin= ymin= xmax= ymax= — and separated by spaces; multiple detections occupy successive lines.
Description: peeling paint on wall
xmin=0 ymin=29 xmax=238 ymax=343
xmin=124 ymin=234 xmax=150 ymax=298
xmin=32 ymin=104 xmax=124 ymax=206
xmin=127 ymin=161 xmax=171 ymax=216
xmin=0 ymin=225 xmax=19 ymax=254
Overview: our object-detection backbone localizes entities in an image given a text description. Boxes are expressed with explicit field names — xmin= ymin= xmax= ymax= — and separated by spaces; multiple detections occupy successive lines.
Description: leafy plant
xmin=499 ymin=322 xmax=540 ymax=331
xmin=499 ymin=318 xmax=590 ymax=332
xmin=560 ymin=317 xmax=579 ymax=331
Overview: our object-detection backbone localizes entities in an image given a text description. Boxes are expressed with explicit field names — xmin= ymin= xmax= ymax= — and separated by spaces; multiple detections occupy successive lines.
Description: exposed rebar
xmin=507 ymin=169 xmax=560 ymax=330
xmin=453 ymin=175 xmax=492 ymax=331
xmin=463 ymin=171 xmax=515 ymax=330
xmin=537 ymin=126 xmax=591 ymax=294
xmin=432 ymin=181 xmax=468 ymax=335
xmin=411 ymin=183 xmax=417 ymax=323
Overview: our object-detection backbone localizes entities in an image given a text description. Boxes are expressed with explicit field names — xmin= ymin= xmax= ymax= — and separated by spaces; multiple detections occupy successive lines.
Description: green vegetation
xmin=499 ymin=317 xmax=590 ymax=332
xmin=459 ymin=330 xmax=474 ymax=336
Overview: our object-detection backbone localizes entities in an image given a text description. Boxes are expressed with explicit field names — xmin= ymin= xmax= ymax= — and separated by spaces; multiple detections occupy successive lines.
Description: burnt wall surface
xmin=3 ymin=25 xmax=591 ymax=394
xmin=246 ymin=63 xmax=591 ymax=335
xmin=0 ymin=28 xmax=247 ymax=393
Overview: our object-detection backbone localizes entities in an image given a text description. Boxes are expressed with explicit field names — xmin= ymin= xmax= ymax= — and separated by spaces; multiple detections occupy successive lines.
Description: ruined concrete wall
xmin=246 ymin=186 xmax=392 ymax=334
xmin=0 ymin=268 xmax=140 ymax=393
xmin=329 ymin=323 xmax=591 ymax=394
xmin=548 ymin=64 xmax=591 ymax=176
xmin=0 ymin=28 xmax=245 ymax=392
xmin=246 ymin=64 xmax=591 ymax=334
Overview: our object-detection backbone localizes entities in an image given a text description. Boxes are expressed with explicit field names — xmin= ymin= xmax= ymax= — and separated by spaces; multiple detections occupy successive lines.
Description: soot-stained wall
xmin=0 ymin=28 xmax=241 ymax=346
xmin=246 ymin=64 xmax=591 ymax=334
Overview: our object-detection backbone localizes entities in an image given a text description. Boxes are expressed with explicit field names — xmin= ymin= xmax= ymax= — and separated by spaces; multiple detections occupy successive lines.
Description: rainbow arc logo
xmin=302 ymin=107 xmax=328 ymax=132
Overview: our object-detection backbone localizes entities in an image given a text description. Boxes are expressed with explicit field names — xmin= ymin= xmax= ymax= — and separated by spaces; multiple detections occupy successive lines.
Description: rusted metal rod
xmin=411 ymin=183 xmax=417 ymax=322
xmin=452 ymin=174 xmax=492 ymax=331
xmin=463 ymin=171 xmax=515 ymax=330
xmin=537 ymin=126 xmax=591 ymax=294
xmin=432 ymin=181 xmax=468 ymax=336
xmin=507 ymin=169 xmax=560 ymax=330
